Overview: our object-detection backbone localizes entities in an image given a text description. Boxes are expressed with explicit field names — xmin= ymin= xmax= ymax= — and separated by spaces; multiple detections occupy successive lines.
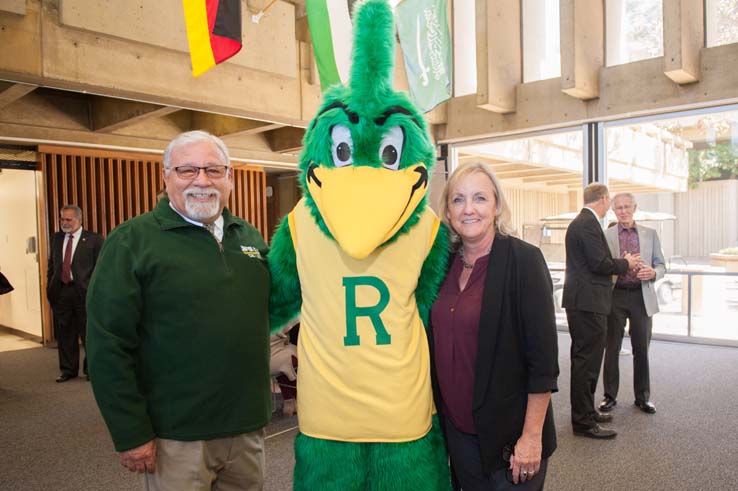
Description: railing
xmin=548 ymin=266 xmax=738 ymax=347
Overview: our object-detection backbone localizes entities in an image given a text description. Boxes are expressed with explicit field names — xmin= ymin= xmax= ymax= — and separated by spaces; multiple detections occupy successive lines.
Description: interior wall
xmin=0 ymin=169 xmax=42 ymax=337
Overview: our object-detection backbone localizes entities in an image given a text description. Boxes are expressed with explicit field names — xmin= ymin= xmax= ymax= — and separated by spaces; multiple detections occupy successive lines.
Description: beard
xmin=60 ymin=224 xmax=73 ymax=233
xmin=184 ymin=186 xmax=222 ymax=221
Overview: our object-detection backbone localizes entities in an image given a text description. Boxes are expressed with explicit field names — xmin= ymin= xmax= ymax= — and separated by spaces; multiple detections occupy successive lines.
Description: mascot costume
xmin=269 ymin=0 xmax=450 ymax=488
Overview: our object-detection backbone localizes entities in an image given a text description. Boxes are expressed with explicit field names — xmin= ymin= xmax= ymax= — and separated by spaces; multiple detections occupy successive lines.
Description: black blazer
xmin=562 ymin=209 xmax=628 ymax=314
xmin=430 ymin=235 xmax=559 ymax=474
xmin=47 ymin=229 xmax=104 ymax=304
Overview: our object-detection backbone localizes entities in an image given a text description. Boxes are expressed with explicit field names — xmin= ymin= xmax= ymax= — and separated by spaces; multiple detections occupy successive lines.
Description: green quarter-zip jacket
xmin=87 ymin=198 xmax=271 ymax=452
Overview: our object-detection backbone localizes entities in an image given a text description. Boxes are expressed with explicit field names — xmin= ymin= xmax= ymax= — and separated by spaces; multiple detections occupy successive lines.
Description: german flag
xmin=183 ymin=0 xmax=242 ymax=77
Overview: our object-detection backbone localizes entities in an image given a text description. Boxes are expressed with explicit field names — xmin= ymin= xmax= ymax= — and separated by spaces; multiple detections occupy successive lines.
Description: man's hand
xmin=624 ymin=252 xmax=641 ymax=270
xmin=119 ymin=440 xmax=156 ymax=473
xmin=636 ymin=264 xmax=657 ymax=281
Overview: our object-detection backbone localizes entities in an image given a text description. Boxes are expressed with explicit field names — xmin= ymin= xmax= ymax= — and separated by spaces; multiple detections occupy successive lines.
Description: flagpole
xmin=251 ymin=0 xmax=279 ymax=23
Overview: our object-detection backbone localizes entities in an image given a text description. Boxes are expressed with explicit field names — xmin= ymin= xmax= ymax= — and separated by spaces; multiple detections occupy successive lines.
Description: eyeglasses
xmin=168 ymin=165 xmax=230 ymax=179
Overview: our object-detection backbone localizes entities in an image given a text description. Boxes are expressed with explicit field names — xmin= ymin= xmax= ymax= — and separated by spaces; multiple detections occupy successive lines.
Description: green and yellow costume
xmin=268 ymin=1 xmax=450 ymax=488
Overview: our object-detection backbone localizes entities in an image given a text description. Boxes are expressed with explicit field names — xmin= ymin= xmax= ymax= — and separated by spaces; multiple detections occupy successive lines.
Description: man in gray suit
xmin=599 ymin=193 xmax=665 ymax=414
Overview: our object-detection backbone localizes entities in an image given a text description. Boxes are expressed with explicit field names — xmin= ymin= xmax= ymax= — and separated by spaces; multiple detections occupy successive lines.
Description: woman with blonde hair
xmin=429 ymin=161 xmax=559 ymax=490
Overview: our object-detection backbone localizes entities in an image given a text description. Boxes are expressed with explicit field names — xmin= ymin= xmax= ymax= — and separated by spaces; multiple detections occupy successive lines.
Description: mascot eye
xmin=331 ymin=125 xmax=354 ymax=168
xmin=379 ymin=126 xmax=404 ymax=170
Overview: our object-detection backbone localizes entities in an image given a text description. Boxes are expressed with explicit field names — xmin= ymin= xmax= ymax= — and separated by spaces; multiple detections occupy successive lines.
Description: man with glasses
xmin=87 ymin=131 xmax=271 ymax=490
xmin=600 ymin=193 xmax=665 ymax=415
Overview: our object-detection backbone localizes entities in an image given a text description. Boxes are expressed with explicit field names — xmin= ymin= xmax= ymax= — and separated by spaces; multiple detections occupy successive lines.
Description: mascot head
xmin=299 ymin=0 xmax=435 ymax=259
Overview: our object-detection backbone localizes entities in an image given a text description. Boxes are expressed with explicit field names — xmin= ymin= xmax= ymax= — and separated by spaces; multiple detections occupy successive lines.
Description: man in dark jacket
xmin=563 ymin=183 xmax=638 ymax=439
xmin=87 ymin=131 xmax=271 ymax=490
xmin=46 ymin=205 xmax=103 ymax=382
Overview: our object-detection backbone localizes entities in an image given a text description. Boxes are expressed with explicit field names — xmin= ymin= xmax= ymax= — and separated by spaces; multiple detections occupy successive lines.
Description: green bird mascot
xmin=269 ymin=1 xmax=450 ymax=489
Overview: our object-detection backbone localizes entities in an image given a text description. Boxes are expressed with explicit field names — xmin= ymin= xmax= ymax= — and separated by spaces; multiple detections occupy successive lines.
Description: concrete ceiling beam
xmin=475 ymin=0 xmax=520 ymax=114
xmin=264 ymin=127 xmax=306 ymax=153
xmin=663 ymin=0 xmax=703 ymax=84
xmin=190 ymin=112 xmax=284 ymax=138
xmin=90 ymin=96 xmax=180 ymax=133
xmin=560 ymin=0 xmax=603 ymax=100
xmin=0 ymin=81 xmax=37 ymax=110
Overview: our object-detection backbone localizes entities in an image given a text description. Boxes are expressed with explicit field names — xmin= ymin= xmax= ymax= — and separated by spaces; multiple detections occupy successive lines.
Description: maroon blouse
xmin=430 ymin=252 xmax=490 ymax=434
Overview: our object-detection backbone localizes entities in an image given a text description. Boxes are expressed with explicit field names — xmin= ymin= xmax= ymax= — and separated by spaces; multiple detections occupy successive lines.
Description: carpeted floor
xmin=1 ymin=333 xmax=737 ymax=490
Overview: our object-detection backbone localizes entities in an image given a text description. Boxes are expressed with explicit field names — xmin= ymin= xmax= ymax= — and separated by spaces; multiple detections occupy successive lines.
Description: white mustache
xmin=184 ymin=187 xmax=220 ymax=199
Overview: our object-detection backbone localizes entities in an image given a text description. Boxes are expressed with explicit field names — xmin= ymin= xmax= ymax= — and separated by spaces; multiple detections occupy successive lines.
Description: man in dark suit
xmin=47 ymin=205 xmax=103 ymax=383
xmin=563 ymin=183 xmax=639 ymax=439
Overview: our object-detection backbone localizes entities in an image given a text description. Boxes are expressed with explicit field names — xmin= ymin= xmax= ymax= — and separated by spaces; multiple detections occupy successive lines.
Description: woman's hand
xmin=509 ymin=392 xmax=550 ymax=484
xmin=510 ymin=431 xmax=542 ymax=484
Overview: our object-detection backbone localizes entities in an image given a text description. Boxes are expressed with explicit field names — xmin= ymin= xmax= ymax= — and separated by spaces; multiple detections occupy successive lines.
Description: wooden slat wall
xmin=230 ymin=166 xmax=268 ymax=238
xmin=38 ymin=145 xmax=268 ymax=240
xmin=500 ymin=184 xmax=572 ymax=237
xmin=40 ymin=147 xmax=163 ymax=238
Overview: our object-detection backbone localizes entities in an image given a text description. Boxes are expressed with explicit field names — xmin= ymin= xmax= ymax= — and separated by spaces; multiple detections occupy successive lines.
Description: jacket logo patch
xmin=240 ymin=245 xmax=261 ymax=258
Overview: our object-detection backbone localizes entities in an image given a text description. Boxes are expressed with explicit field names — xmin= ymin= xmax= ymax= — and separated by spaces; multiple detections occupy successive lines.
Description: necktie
xmin=61 ymin=234 xmax=73 ymax=284
xmin=204 ymin=223 xmax=220 ymax=243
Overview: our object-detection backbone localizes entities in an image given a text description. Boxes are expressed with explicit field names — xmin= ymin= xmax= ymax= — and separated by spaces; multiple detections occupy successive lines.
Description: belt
xmin=615 ymin=283 xmax=641 ymax=291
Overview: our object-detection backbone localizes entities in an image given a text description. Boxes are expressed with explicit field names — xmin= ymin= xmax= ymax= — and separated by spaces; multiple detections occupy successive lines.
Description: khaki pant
xmin=143 ymin=429 xmax=265 ymax=491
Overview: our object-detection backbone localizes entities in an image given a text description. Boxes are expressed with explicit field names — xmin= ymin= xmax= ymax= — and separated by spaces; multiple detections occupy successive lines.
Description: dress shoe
xmin=635 ymin=400 xmax=656 ymax=414
xmin=574 ymin=424 xmax=617 ymax=439
xmin=593 ymin=412 xmax=613 ymax=423
xmin=55 ymin=373 xmax=77 ymax=383
xmin=599 ymin=396 xmax=617 ymax=412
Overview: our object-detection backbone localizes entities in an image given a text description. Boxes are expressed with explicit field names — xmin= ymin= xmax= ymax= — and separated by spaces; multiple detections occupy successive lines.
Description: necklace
xmin=459 ymin=245 xmax=492 ymax=270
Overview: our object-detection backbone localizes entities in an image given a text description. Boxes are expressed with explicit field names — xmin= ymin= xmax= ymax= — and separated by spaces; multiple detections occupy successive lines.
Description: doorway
xmin=0 ymin=168 xmax=43 ymax=343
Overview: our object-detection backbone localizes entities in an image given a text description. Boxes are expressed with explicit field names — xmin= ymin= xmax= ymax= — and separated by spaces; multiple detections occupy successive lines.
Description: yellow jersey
xmin=289 ymin=198 xmax=440 ymax=442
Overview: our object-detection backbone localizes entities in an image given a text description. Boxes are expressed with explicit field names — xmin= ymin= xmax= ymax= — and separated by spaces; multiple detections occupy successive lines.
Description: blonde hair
xmin=439 ymin=161 xmax=515 ymax=243
xmin=583 ymin=182 xmax=609 ymax=205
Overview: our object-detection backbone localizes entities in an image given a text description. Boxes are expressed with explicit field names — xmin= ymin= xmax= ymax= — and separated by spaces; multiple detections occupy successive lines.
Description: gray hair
xmin=439 ymin=161 xmax=515 ymax=242
xmin=611 ymin=192 xmax=637 ymax=207
xmin=162 ymin=130 xmax=230 ymax=170
xmin=61 ymin=204 xmax=82 ymax=219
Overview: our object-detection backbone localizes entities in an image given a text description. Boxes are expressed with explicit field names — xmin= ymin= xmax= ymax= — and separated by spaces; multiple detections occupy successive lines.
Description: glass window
xmin=706 ymin=0 xmax=738 ymax=47
xmin=606 ymin=0 xmax=663 ymax=66
xmin=604 ymin=106 xmax=738 ymax=341
xmin=522 ymin=0 xmax=561 ymax=82
xmin=453 ymin=0 xmax=477 ymax=96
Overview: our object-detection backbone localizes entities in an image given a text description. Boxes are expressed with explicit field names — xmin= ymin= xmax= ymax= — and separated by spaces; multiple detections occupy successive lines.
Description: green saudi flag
xmin=396 ymin=0 xmax=452 ymax=113
xmin=306 ymin=0 xmax=358 ymax=91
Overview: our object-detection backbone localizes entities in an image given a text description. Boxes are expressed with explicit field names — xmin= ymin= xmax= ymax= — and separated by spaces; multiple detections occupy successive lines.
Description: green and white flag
xmin=396 ymin=0 xmax=452 ymax=113
xmin=306 ymin=0 xmax=358 ymax=91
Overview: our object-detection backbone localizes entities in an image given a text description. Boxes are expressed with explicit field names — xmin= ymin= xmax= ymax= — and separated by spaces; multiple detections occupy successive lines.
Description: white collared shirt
xmin=62 ymin=228 xmax=83 ymax=280
xmin=169 ymin=202 xmax=224 ymax=242
xmin=584 ymin=206 xmax=605 ymax=230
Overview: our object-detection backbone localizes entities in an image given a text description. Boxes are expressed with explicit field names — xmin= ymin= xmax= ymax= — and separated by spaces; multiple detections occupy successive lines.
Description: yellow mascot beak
xmin=306 ymin=164 xmax=428 ymax=259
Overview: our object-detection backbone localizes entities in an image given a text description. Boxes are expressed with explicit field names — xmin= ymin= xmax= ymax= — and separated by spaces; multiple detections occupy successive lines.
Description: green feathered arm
xmin=416 ymin=222 xmax=450 ymax=329
xmin=268 ymin=216 xmax=302 ymax=334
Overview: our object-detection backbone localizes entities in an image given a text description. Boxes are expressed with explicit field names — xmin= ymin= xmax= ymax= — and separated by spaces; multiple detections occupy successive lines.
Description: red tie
xmin=61 ymin=234 xmax=73 ymax=284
